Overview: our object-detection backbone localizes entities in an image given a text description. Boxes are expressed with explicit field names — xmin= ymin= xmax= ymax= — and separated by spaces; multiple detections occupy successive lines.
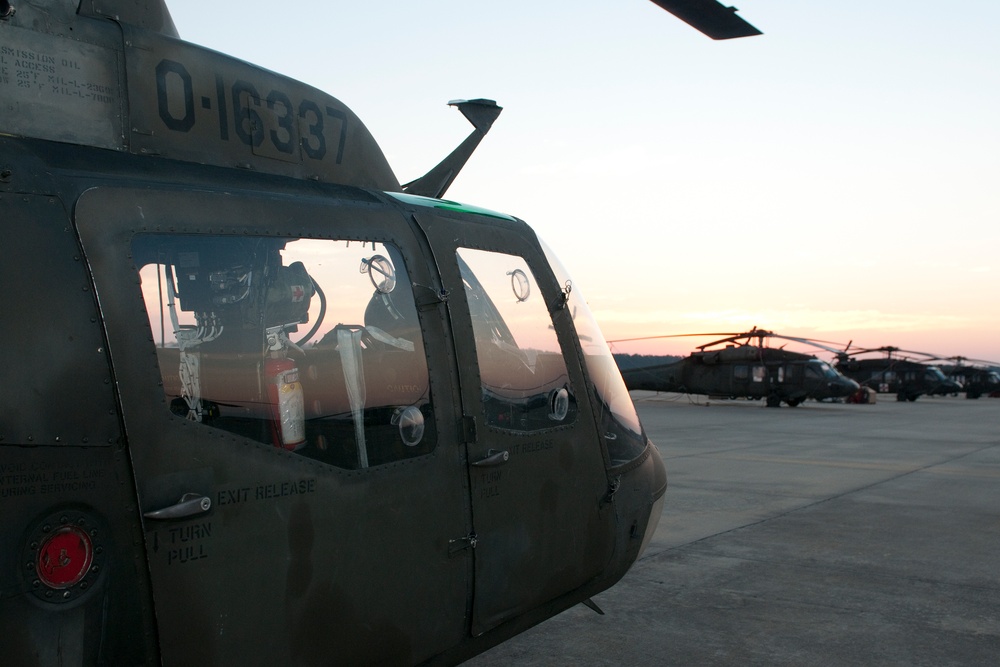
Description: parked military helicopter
xmin=614 ymin=329 xmax=860 ymax=407
xmin=0 ymin=0 xmax=757 ymax=664
xmin=832 ymin=347 xmax=964 ymax=402
xmin=936 ymin=358 xmax=1000 ymax=399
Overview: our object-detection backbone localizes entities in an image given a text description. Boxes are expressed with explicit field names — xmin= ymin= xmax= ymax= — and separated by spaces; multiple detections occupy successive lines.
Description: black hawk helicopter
xmin=615 ymin=329 xmax=860 ymax=407
xmin=832 ymin=346 xmax=964 ymax=402
xmin=936 ymin=358 xmax=1000 ymax=399
xmin=0 ymin=0 xmax=758 ymax=664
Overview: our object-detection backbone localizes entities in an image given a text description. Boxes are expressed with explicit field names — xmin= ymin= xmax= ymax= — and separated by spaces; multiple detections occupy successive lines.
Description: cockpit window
xmin=132 ymin=234 xmax=434 ymax=469
xmin=805 ymin=361 xmax=836 ymax=380
xmin=537 ymin=240 xmax=646 ymax=467
xmin=925 ymin=367 xmax=947 ymax=382
xmin=457 ymin=248 xmax=576 ymax=432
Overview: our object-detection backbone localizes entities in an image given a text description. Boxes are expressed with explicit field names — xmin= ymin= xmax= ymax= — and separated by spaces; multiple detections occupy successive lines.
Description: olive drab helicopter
xmin=832 ymin=347 xmax=965 ymax=402
xmin=614 ymin=329 xmax=860 ymax=407
xmin=935 ymin=358 xmax=1000 ymax=399
xmin=0 ymin=1 xmax=758 ymax=664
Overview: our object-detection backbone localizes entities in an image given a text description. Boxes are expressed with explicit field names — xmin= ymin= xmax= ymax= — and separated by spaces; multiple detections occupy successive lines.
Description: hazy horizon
xmin=167 ymin=0 xmax=1000 ymax=362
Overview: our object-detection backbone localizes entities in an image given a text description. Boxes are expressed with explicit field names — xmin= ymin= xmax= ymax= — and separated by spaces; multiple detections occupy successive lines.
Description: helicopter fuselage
xmin=622 ymin=346 xmax=860 ymax=407
xmin=940 ymin=365 xmax=1000 ymax=399
xmin=835 ymin=358 xmax=963 ymax=402
xmin=0 ymin=3 xmax=665 ymax=664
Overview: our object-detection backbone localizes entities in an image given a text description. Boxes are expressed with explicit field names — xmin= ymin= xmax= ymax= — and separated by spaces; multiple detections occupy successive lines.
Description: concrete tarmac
xmin=467 ymin=392 xmax=1000 ymax=666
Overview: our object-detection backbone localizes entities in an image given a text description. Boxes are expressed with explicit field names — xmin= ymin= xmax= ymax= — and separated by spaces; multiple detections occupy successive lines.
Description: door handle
xmin=471 ymin=449 xmax=509 ymax=467
xmin=143 ymin=493 xmax=212 ymax=520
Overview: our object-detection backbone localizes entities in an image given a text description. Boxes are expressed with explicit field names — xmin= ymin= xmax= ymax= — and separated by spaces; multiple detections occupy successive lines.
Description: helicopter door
xmin=414 ymin=212 xmax=613 ymax=635
xmin=732 ymin=364 xmax=750 ymax=393
xmin=74 ymin=188 xmax=471 ymax=665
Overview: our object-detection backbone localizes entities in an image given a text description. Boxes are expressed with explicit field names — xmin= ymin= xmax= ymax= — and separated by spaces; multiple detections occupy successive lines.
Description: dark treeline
xmin=613 ymin=353 xmax=683 ymax=371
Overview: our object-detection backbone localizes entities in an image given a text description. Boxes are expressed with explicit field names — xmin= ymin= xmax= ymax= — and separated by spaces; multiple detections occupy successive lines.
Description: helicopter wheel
xmin=785 ymin=398 xmax=801 ymax=407
xmin=765 ymin=394 xmax=781 ymax=408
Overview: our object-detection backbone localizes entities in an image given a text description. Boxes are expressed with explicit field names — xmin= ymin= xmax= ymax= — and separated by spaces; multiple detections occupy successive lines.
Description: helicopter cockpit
xmin=540 ymin=241 xmax=648 ymax=468
xmin=924 ymin=366 xmax=949 ymax=383
xmin=449 ymin=241 xmax=648 ymax=468
xmin=805 ymin=359 xmax=840 ymax=380
xmin=132 ymin=234 xmax=433 ymax=470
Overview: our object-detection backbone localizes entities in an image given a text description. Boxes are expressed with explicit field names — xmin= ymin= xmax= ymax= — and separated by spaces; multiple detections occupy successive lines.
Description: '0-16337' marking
xmin=154 ymin=59 xmax=347 ymax=163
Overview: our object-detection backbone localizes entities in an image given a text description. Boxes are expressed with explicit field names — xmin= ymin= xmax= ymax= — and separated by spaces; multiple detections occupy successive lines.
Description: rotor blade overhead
xmin=892 ymin=348 xmax=940 ymax=359
xmin=611 ymin=329 xmax=862 ymax=359
xmin=698 ymin=333 xmax=754 ymax=349
xmin=608 ymin=333 xmax=741 ymax=343
xmin=931 ymin=355 xmax=1000 ymax=367
xmin=648 ymin=0 xmax=762 ymax=40
xmin=846 ymin=346 xmax=943 ymax=361
xmin=775 ymin=335 xmax=850 ymax=357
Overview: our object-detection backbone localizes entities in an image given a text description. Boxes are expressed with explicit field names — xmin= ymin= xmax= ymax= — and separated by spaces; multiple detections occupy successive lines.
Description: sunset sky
xmin=168 ymin=1 xmax=1000 ymax=363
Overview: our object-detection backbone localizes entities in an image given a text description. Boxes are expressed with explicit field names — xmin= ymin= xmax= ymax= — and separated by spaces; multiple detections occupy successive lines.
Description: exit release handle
xmin=471 ymin=449 xmax=509 ymax=467
xmin=144 ymin=493 xmax=212 ymax=520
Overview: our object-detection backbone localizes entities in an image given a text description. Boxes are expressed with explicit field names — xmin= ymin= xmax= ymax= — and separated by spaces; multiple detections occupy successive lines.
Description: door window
xmin=456 ymin=248 xmax=576 ymax=431
xmin=133 ymin=234 xmax=434 ymax=468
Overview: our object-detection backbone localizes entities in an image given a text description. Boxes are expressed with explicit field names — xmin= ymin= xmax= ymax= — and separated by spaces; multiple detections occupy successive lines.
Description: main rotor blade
xmin=607 ymin=332 xmax=741 ymax=343
xmin=770 ymin=335 xmax=851 ymax=357
xmin=847 ymin=346 xmax=942 ymax=361
xmin=927 ymin=355 xmax=1000 ymax=367
xmin=648 ymin=0 xmax=763 ymax=40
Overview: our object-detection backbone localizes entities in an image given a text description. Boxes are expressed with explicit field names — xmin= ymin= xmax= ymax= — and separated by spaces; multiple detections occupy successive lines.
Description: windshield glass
xmin=925 ymin=366 xmax=947 ymax=381
xmin=538 ymin=239 xmax=645 ymax=466
xmin=815 ymin=360 xmax=839 ymax=378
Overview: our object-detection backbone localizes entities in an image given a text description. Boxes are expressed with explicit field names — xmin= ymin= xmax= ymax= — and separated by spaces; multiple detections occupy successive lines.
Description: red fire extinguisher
xmin=265 ymin=328 xmax=306 ymax=451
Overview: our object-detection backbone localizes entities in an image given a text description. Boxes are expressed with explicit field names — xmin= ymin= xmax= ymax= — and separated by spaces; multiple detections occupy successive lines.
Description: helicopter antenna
xmin=402 ymin=99 xmax=503 ymax=199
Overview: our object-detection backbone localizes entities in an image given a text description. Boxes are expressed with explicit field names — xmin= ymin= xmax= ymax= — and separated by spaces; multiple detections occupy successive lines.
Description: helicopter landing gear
xmin=785 ymin=398 xmax=802 ymax=407
xmin=766 ymin=393 xmax=781 ymax=408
